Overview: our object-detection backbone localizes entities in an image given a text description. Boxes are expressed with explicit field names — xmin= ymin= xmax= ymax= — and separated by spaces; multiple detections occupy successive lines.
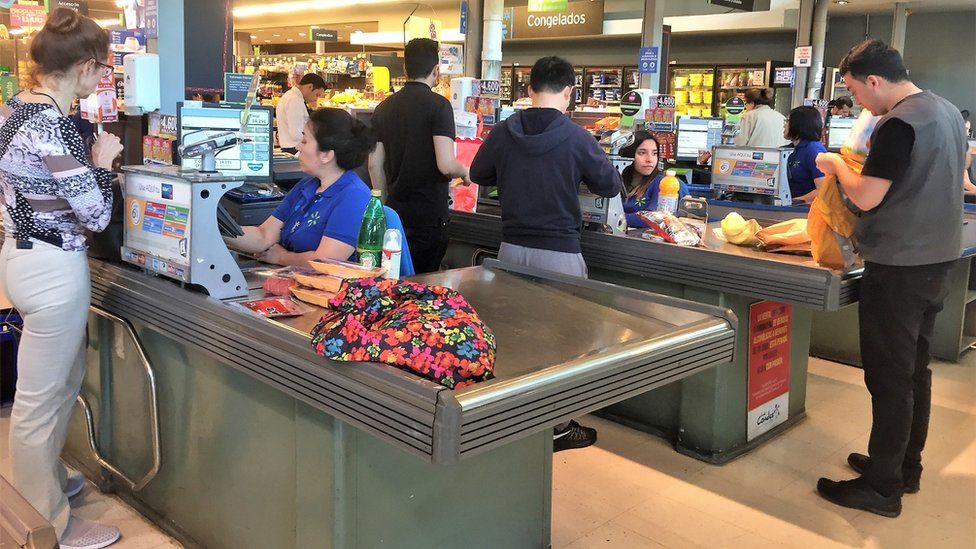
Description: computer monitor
xmin=676 ymin=117 xmax=724 ymax=161
xmin=177 ymin=102 xmax=274 ymax=183
xmin=826 ymin=116 xmax=856 ymax=152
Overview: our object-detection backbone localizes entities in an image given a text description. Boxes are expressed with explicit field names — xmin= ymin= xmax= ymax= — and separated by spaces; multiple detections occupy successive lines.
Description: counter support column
xmin=639 ymin=0 xmax=665 ymax=92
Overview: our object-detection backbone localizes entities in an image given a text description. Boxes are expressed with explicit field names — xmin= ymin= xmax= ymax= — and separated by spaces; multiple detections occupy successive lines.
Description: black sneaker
xmin=553 ymin=420 xmax=597 ymax=452
xmin=816 ymin=477 xmax=902 ymax=518
xmin=847 ymin=453 xmax=921 ymax=494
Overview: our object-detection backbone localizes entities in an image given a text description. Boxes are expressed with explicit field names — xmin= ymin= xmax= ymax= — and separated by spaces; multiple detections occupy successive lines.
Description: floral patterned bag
xmin=310 ymin=278 xmax=496 ymax=390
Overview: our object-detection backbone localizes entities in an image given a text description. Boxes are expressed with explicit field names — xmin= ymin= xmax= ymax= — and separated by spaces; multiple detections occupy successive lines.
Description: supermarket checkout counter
xmin=810 ymin=205 xmax=976 ymax=365
xmin=58 ymin=166 xmax=737 ymax=548
xmin=447 ymin=153 xmax=860 ymax=463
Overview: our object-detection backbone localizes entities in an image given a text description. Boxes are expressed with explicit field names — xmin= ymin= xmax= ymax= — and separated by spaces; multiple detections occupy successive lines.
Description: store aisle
xmin=552 ymin=357 xmax=976 ymax=549
xmin=0 ymin=406 xmax=183 ymax=549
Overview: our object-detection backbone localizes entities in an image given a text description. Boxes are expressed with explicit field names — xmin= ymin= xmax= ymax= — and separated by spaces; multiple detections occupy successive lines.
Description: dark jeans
xmin=405 ymin=221 xmax=450 ymax=274
xmin=859 ymin=260 xmax=952 ymax=496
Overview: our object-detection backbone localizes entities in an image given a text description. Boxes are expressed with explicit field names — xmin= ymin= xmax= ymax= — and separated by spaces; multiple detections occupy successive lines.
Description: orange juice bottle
xmin=658 ymin=170 xmax=680 ymax=214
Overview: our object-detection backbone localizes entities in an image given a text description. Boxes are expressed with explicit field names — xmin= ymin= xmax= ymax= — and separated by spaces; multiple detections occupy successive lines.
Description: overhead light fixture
xmin=345 ymin=25 xmax=352 ymax=28
xmin=234 ymin=0 xmax=391 ymax=17
xmin=264 ymin=40 xmax=271 ymax=43
xmin=298 ymin=32 xmax=305 ymax=36
xmin=287 ymin=38 xmax=294 ymax=42
xmin=273 ymin=33 xmax=281 ymax=37
xmin=311 ymin=25 xmax=320 ymax=29
xmin=250 ymin=35 xmax=258 ymax=39
xmin=834 ymin=0 xmax=849 ymax=4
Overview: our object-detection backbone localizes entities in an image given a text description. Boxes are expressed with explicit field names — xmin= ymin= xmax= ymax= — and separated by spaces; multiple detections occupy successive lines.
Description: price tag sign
xmin=481 ymin=79 xmax=501 ymax=98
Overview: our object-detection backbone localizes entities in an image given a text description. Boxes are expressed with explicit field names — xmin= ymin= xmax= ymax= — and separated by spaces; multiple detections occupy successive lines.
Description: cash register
xmin=709 ymin=145 xmax=793 ymax=205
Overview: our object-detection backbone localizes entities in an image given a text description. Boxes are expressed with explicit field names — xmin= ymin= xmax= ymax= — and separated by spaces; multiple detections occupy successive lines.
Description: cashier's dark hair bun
xmin=31 ymin=8 xmax=109 ymax=81
xmin=744 ymin=88 xmax=774 ymax=107
xmin=308 ymin=108 xmax=376 ymax=170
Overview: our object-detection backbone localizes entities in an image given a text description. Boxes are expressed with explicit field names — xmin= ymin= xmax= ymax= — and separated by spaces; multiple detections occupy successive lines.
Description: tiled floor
xmin=553 ymin=356 xmax=976 ymax=549
xmin=1 ymin=356 xmax=973 ymax=548
xmin=0 ymin=408 xmax=182 ymax=549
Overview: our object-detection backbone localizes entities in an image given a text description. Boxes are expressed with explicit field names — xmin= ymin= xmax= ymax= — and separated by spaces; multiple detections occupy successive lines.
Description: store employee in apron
xmin=784 ymin=106 xmax=828 ymax=204
xmin=226 ymin=108 xmax=374 ymax=265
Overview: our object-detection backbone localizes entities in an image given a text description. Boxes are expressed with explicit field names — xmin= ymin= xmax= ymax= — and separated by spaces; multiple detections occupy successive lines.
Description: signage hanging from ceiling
xmin=528 ymin=0 xmax=568 ymax=13
xmin=310 ymin=28 xmax=338 ymax=42
xmin=49 ymin=0 xmax=88 ymax=14
xmin=509 ymin=0 xmax=603 ymax=40
xmin=708 ymin=0 xmax=771 ymax=12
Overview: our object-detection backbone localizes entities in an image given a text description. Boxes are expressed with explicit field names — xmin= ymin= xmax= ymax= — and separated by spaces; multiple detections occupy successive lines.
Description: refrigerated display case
xmin=574 ymin=68 xmax=584 ymax=107
xmin=500 ymin=65 xmax=513 ymax=104
xmin=670 ymin=65 xmax=715 ymax=119
xmin=583 ymin=67 xmax=624 ymax=106
xmin=623 ymin=66 xmax=640 ymax=94
xmin=670 ymin=61 xmax=791 ymax=120
xmin=716 ymin=61 xmax=792 ymax=118
xmin=824 ymin=67 xmax=850 ymax=102
xmin=512 ymin=66 xmax=532 ymax=103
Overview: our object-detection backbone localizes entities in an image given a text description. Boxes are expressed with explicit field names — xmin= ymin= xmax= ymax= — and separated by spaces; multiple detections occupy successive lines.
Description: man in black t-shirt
xmin=814 ymin=40 xmax=966 ymax=518
xmin=368 ymin=38 xmax=471 ymax=273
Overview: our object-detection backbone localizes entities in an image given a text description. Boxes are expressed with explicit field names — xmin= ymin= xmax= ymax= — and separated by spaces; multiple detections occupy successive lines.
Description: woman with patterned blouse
xmin=0 ymin=9 xmax=123 ymax=549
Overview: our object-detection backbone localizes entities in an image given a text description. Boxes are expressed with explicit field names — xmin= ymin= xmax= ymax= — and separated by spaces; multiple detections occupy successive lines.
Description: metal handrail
xmin=76 ymin=306 xmax=161 ymax=492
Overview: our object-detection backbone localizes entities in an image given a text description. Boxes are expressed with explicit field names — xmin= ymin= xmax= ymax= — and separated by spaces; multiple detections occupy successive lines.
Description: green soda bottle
xmin=356 ymin=189 xmax=386 ymax=269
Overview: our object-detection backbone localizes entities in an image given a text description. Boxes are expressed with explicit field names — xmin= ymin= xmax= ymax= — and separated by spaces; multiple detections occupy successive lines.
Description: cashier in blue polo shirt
xmin=226 ymin=108 xmax=375 ymax=266
xmin=784 ymin=106 xmax=828 ymax=205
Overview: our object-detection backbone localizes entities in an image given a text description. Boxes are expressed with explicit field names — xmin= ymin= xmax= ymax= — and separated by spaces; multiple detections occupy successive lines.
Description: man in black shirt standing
xmin=814 ymin=40 xmax=966 ymax=518
xmin=369 ymin=38 xmax=471 ymax=273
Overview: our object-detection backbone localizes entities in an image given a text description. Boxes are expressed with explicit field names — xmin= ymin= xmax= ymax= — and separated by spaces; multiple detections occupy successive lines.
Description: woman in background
xmin=784 ymin=106 xmax=828 ymax=204
xmin=734 ymin=88 xmax=789 ymax=148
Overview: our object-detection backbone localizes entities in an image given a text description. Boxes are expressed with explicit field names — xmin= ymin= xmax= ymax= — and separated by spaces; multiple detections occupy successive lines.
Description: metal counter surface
xmin=89 ymin=258 xmax=735 ymax=464
xmin=449 ymin=210 xmax=861 ymax=311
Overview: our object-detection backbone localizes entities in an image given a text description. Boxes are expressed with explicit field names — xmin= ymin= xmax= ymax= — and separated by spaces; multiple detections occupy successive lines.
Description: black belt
xmin=14 ymin=233 xmax=62 ymax=249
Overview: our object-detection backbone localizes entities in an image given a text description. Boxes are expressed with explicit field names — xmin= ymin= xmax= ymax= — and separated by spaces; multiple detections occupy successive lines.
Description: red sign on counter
xmin=747 ymin=300 xmax=792 ymax=441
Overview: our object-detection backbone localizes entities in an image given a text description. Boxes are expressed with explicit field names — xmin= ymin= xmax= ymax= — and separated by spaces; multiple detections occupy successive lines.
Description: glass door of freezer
xmin=716 ymin=66 xmax=767 ymax=119
xmin=512 ymin=67 xmax=532 ymax=103
xmin=500 ymin=65 xmax=513 ymax=104
xmin=671 ymin=67 xmax=715 ymax=118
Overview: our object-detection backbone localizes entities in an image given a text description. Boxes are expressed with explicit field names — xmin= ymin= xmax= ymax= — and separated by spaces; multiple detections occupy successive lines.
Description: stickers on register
xmin=122 ymin=248 xmax=189 ymax=282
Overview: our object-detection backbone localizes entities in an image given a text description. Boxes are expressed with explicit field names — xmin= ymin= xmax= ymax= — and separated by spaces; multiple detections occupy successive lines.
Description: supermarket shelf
xmin=588 ymin=84 xmax=622 ymax=88
xmin=720 ymin=86 xmax=766 ymax=90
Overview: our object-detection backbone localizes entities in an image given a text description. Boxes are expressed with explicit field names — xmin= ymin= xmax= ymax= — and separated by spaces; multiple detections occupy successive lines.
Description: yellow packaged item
xmin=721 ymin=212 xmax=762 ymax=246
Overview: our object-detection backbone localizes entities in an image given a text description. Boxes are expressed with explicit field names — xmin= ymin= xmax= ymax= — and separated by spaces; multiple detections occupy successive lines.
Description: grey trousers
xmin=498 ymin=242 xmax=588 ymax=279
xmin=1 ymin=239 xmax=90 ymax=537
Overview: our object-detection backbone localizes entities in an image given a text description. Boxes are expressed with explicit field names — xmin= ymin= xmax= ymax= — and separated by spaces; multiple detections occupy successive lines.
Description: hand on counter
xmin=92 ymin=132 xmax=123 ymax=170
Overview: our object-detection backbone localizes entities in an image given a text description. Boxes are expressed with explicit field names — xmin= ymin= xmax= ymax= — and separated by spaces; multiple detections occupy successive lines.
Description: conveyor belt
xmin=88 ymin=259 xmax=736 ymax=464
xmin=449 ymin=211 xmax=862 ymax=311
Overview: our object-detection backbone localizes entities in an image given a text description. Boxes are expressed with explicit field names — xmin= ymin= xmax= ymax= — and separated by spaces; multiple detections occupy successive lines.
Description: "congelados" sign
xmin=511 ymin=0 xmax=604 ymax=39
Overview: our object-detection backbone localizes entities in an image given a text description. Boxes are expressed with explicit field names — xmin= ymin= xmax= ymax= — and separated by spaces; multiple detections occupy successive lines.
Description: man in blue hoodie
xmin=470 ymin=56 xmax=623 ymax=451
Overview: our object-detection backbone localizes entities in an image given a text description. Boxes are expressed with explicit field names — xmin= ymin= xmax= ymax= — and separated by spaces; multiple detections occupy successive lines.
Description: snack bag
xmin=635 ymin=210 xmax=701 ymax=246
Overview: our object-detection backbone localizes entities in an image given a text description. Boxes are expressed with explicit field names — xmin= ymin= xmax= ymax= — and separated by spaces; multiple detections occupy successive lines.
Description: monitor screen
xmin=676 ymin=117 xmax=724 ymax=161
xmin=178 ymin=102 xmax=274 ymax=182
xmin=826 ymin=116 xmax=856 ymax=151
